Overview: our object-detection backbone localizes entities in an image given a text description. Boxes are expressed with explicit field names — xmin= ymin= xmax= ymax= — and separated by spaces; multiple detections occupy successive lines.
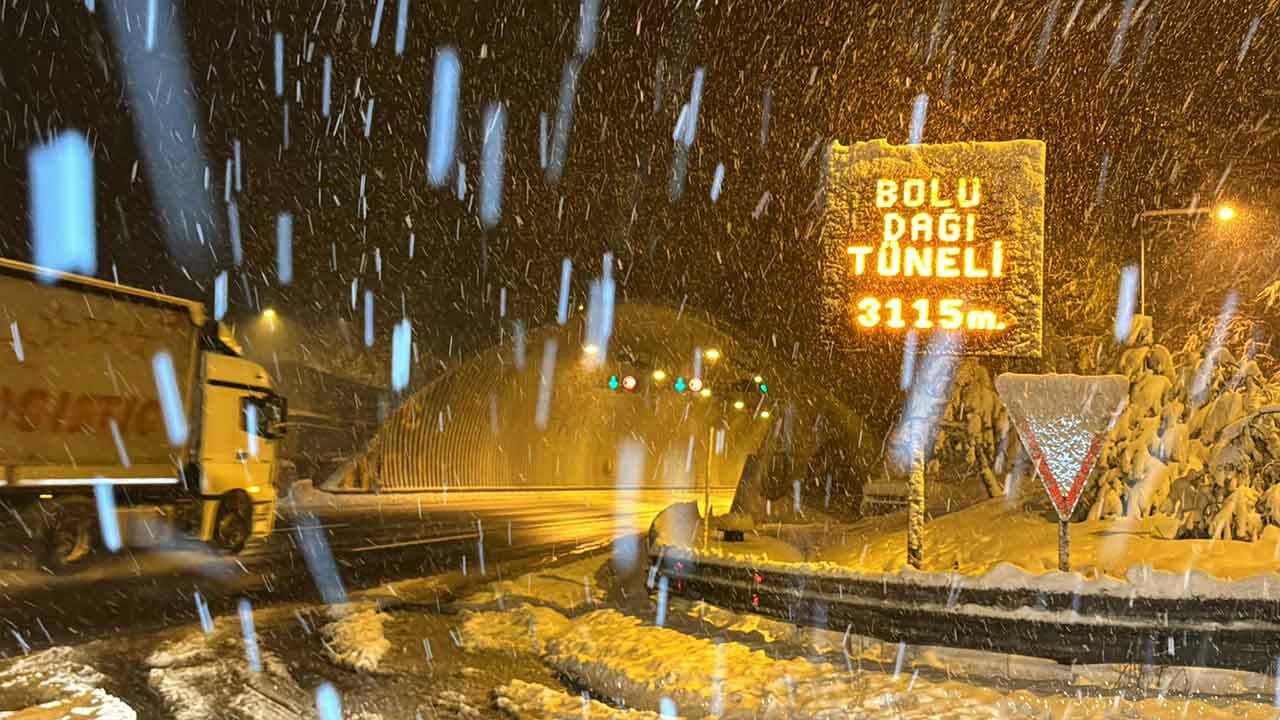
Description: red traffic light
xmin=621 ymin=375 xmax=638 ymax=391
xmin=688 ymin=377 xmax=704 ymax=393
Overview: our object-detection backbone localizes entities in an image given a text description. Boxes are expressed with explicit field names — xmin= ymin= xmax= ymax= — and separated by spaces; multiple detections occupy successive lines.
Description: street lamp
xmin=261 ymin=307 xmax=278 ymax=331
xmin=1132 ymin=203 xmax=1237 ymax=315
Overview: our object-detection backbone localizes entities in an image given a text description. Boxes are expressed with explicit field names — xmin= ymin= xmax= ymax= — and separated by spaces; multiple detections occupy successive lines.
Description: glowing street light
xmin=759 ymin=410 xmax=771 ymax=419
xmin=699 ymin=387 xmax=712 ymax=398
xmin=652 ymin=369 xmax=667 ymax=382
xmin=704 ymin=348 xmax=721 ymax=362
xmin=262 ymin=308 xmax=277 ymax=321
xmin=583 ymin=343 xmax=600 ymax=356
xmin=1133 ymin=201 xmax=1245 ymax=315
xmin=732 ymin=400 xmax=746 ymax=410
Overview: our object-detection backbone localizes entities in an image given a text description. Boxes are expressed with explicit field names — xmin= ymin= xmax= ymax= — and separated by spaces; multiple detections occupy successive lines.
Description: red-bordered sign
xmin=995 ymin=373 xmax=1128 ymax=522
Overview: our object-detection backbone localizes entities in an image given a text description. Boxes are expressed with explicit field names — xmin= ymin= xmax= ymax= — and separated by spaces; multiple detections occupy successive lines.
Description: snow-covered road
xmin=7 ymin=542 xmax=1274 ymax=719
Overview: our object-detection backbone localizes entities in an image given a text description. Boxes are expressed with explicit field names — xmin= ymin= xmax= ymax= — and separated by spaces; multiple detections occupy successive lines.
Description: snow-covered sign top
xmin=995 ymin=373 xmax=1128 ymax=521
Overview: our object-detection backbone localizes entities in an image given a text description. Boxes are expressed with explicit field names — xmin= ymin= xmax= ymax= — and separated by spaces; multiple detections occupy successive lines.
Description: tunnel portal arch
xmin=340 ymin=303 xmax=872 ymax=511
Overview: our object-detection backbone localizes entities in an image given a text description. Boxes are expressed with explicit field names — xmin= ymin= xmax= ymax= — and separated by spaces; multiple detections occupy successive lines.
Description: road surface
xmin=0 ymin=484 xmax=734 ymax=654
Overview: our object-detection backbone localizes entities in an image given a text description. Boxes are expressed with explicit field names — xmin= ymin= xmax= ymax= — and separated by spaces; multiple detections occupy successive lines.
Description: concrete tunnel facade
xmin=335 ymin=303 xmax=871 ymax=511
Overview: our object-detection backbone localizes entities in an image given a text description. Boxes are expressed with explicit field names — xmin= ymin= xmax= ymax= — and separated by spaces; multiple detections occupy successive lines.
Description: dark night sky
xmin=1 ymin=0 xmax=1277 ymax=391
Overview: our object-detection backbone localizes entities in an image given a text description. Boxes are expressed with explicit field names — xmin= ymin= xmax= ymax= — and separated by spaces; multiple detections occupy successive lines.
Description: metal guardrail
xmin=651 ymin=549 xmax=1280 ymax=673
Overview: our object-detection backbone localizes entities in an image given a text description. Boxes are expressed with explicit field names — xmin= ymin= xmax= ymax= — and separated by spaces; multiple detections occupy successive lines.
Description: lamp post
xmin=1132 ymin=203 xmax=1236 ymax=316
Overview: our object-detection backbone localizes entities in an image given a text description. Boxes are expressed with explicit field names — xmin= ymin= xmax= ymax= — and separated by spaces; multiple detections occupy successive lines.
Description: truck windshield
xmin=242 ymin=395 xmax=287 ymax=440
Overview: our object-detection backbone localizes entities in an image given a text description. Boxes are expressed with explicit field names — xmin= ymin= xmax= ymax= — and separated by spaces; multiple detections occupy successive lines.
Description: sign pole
xmin=994 ymin=373 xmax=1129 ymax=577
xmin=907 ymin=444 xmax=925 ymax=569
xmin=1058 ymin=519 xmax=1069 ymax=573
xmin=704 ymin=425 xmax=715 ymax=549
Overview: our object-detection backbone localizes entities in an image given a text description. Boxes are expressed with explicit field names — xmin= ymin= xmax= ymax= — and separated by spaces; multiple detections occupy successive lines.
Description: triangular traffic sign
xmin=994 ymin=373 xmax=1129 ymax=522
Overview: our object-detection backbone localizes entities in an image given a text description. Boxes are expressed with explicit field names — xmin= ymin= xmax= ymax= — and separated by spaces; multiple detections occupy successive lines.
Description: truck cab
xmin=192 ymin=350 xmax=287 ymax=551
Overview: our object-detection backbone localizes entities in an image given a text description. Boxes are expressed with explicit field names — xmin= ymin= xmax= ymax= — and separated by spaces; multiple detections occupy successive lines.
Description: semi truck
xmin=0 ymin=258 xmax=286 ymax=570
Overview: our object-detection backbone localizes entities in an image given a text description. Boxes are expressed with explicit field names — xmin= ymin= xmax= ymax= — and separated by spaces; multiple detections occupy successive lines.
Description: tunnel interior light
xmin=733 ymin=400 xmax=746 ymax=410
xmin=688 ymin=377 xmax=704 ymax=393
xmin=699 ymin=387 xmax=712 ymax=398
xmin=621 ymin=374 xmax=638 ymax=391
xmin=674 ymin=377 xmax=687 ymax=393
xmin=608 ymin=375 xmax=620 ymax=391
xmin=652 ymin=369 xmax=667 ymax=382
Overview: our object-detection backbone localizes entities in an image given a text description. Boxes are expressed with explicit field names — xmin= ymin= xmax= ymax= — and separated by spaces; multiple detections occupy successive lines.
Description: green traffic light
xmin=674 ymin=376 xmax=687 ymax=393
xmin=608 ymin=375 xmax=620 ymax=390
xmin=759 ymin=383 xmax=768 ymax=394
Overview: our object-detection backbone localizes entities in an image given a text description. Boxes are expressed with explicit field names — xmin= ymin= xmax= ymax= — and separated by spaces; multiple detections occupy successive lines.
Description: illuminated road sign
xmin=822 ymin=139 xmax=1045 ymax=357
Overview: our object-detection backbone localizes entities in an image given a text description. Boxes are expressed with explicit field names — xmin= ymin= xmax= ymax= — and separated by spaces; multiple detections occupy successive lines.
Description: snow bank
xmin=544 ymin=609 xmax=1276 ymax=719
xmin=0 ymin=647 xmax=135 ymax=720
xmin=494 ymin=679 xmax=664 ymax=719
xmin=678 ymin=494 xmax=1280 ymax=599
xmin=322 ymin=606 xmax=392 ymax=673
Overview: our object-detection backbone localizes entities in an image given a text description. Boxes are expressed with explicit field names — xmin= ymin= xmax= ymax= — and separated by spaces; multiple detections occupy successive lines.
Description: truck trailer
xmin=0 ymin=258 xmax=286 ymax=570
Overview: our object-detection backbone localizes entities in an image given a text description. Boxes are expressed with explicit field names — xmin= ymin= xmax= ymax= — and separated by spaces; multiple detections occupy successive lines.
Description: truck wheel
xmin=214 ymin=490 xmax=253 ymax=553
xmin=39 ymin=497 xmax=97 ymax=573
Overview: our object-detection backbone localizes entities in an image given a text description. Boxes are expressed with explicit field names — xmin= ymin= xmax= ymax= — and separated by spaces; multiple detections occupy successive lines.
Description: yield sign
xmin=994 ymin=373 xmax=1129 ymax=521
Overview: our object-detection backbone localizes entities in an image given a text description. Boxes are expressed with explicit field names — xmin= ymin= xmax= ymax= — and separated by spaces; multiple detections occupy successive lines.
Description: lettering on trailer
xmin=820 ymin=138 xmax=1045 ymax=357
xmin=993 ymin=373 xmax=1128 ymax=521
xmin=0 ymin=386 xmax=163 ymax=435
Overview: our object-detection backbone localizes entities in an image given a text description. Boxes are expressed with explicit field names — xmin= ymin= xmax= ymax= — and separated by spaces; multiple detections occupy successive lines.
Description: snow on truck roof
xmin=0 ymin=256 xmax=207 ymax=326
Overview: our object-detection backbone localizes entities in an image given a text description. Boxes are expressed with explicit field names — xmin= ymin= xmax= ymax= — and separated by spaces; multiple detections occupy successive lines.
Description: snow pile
xmin=680 ymin=599 xmax=818 ymax=648
xmin=430 ymin=690 xmax=484 ymax=718
xmin=545 ymin=608 xmax=856 ymax=717
xmin=542 ymin=608 xmax=1278 ymax=719
xmin=494 ymin=680 xmax=663 ymax=719
xmin=460 ymin=603 xmax=1277 ymax=718
xmin=459 ymin=606 xmax=571 ymax=655
xmin=322 ymin=606 xmax=392 ymax=673
xmin=146 ymin=622 xmax=313 ymax=720
xmin=0 ymin=647 xmax=135 ymax=720
xmin=457 ymin=554 xmax=608 ymax=614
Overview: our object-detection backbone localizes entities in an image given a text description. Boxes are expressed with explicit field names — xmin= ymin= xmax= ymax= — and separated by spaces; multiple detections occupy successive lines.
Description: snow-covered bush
xmin=925 ymin=361 xmax=1014 ymax=499
xmin=1078 ymin=316 xmax=1280 ymax=539
xmin=916 ymin=313 xmax=1280 ymax=542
